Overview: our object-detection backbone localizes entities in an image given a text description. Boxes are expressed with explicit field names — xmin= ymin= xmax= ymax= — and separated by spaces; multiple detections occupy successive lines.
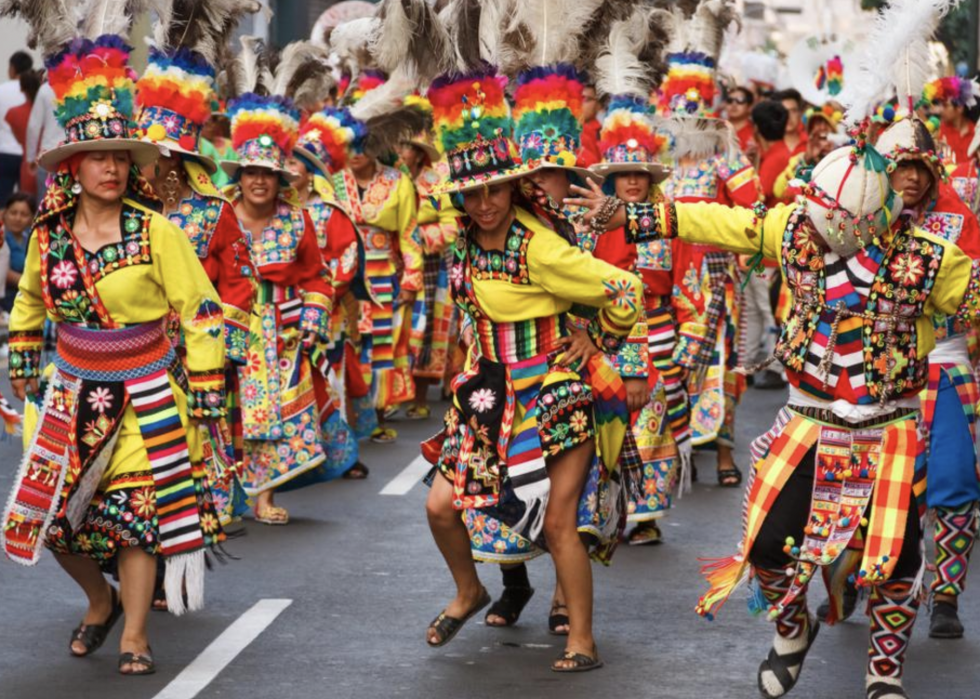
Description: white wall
xmin=0 ymin=17 xmax=40 ymax=76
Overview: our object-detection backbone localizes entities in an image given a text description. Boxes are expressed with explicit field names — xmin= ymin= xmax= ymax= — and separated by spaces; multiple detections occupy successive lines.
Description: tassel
xmin=164 ymin=549 xmax=206 ymax=616
xmin=747 ymin=578 xmax=769 ymax=616
xmin=696 ymin=553 xmax=749 ymax=620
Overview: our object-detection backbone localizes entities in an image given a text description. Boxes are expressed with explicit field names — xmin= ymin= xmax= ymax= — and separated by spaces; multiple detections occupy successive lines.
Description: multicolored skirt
xmin=696 ymin=405 xmax=922 ymax=620
xmin=411 ymin=249 xmax=456 ymax=380
xmin=424 ymin=339 xmax=630 ymax=562
xmin=239 ymin=285 xmax=326 ymax=494
xmin=628 ymin=377 xmax=679 ymax=522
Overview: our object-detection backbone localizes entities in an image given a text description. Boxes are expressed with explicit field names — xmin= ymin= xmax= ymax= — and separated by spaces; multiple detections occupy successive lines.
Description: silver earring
xmin=71 ymin=180 xmax=82 ymax=195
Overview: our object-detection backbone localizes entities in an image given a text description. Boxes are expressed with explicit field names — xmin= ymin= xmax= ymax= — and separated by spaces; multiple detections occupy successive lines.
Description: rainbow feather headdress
xmin=135 ymin=1 xmax=263 ymax=175
xmin=295 ymin=107 xmax=365 ymax=176
xmin=923 ymin=75 xmax=980 ymax=109
xmin=588 ymin=5 xmax=668 ymax=180
xmin=512 ymin=63 xmax=596 ymax=182
xmin=222 ymin=36 xmax=334 ymax=181
xmin=3 ymin=1 xmax=163 ymax=171
xmin=654 ymin=0 xmax=740 ymax=157
xmin=427 ymin=68 xmax=530 ymax=194
xmin=136 ymin=47 xmax=219 ymax=172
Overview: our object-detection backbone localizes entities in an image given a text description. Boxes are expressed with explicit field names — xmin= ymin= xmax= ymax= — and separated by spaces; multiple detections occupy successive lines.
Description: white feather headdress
xmin=840 ymin=0 xmax=956 ymax=126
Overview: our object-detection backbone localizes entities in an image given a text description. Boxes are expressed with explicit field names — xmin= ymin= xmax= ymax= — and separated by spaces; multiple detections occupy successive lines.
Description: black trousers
xmin=749 ymin=445 xmax=922 ymax=578
xmin=0 ymin=152 xmax=21 ymax=205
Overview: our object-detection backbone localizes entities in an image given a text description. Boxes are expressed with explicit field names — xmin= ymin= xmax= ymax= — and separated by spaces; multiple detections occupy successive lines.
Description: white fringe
xmin=164 ymin=549 xmax=207 ymax=616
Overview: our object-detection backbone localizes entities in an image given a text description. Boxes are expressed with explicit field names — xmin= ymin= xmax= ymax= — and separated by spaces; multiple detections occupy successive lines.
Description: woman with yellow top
xmin=421 ymin=68 xmax=641 ymax=674
xmin=1 ymin=5 xmax=229 ymax=676
xmin=399 ymin=127 xmax=461 ymax=421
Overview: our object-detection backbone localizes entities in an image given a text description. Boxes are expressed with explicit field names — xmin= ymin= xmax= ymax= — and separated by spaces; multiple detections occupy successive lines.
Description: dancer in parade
xmin=567 ymin=4 xmax=976 ymax=695
xmin=283 ymin=107 xmax=363 ymax=481
xmin=588 ymin=7 xmax=679 ymax=546
xmin=401 ymin=107 xmax=461 ymax=423
xmin=223 ymin=36 xmax=336 ymax=525
xmin=410 ymin=2 xmax=641 ymax=669
xmin=327 ymin=61 xmax=423 ymax=445
xmin=655 ymin=0 xmax=763 ymax=489
xmin=1 ymin=0 xmax=230 ymax=675
xmin=926 ymin=74 xmax=980 ymax=165
xmin=135 ymin=0 xmax=259 ymax=534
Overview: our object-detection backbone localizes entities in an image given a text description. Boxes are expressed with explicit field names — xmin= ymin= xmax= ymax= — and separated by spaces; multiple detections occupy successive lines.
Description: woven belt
xmin=55 ymin=321 xmax=175 ymax=382
xmin=789 ymin=405 xmax=917 ymax=429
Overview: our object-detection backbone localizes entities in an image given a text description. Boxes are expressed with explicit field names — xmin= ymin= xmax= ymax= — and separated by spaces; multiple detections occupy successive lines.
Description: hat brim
xmin=407 ymin=139 xmax=442 ymax=165
xmin=155 ymin=143 xmax=218 ymax=175
xmin=431 ymin=165 xmax=538 ymax=196
xmin=38 ymin=139 xmax=163 ymax=171
xmin=293 ymin=147 xmax=331 ymax=179
xmin=521 ymin=161 xmax=605 ymax=186
xmin=589 ymin=162 xmax=671 ymax=183
xmin=221 ymin=159 xmax=300 ymax=184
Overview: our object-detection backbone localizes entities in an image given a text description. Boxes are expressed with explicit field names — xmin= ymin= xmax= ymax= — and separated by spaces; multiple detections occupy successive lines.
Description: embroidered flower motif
xmin=569 ymin=410 xmax=589 ymax=432
xmin=468 ymin=388 xmax=496 ymax=413
xmin=131 ymin=488 xmax=156 ymax=518
xmin=86 ymin=387 xmax=114 ymax=413
xmin=51 ymin=260 xmax=78 ymax=289
xmin=889 ymin=252 xmax=925 ymax=286
xmin=602 ymin=278 xmax=637 ymax=312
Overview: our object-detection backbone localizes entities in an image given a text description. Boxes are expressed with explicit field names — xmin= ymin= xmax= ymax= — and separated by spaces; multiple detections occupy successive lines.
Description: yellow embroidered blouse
xmin=10 ymin=199 xmax=227 ymax=385
xmin=457 ymin=207 xmax=642 ymax=358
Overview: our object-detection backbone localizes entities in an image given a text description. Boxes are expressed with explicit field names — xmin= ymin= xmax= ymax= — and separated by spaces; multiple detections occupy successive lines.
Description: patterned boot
xmin=755 ymin=568 xmax=819 ymax=698
xmin=866 ymin=578 xmax=919 ymax=699
xmin=930 ymin=502 xmax=978 ymax=639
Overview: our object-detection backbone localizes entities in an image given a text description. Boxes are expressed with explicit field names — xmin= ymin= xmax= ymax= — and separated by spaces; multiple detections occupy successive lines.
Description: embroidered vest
xmin=919 ymin=210 xmax=967 ymax=340
xmin=248 ymin=203 xmax=307 ymax=271
xmin=167 ymin=192 xmax=223 ymax=259
xmin=776 ymin=209 xmax=944 ymax=403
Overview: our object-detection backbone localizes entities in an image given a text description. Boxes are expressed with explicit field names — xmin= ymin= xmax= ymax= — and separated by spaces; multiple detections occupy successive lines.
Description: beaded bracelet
xmin=589 ymin=195 xmax=623 ymax=234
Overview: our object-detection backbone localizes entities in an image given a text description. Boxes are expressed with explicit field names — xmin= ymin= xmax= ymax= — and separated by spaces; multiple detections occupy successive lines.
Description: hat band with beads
xmin=137 ymin=106 xmax=202 ymax=153
xmin=64 ymin=102 xmax=131 ymax=145
xmin=446 ymin=134 xmax=517 ymax=182
xmin=239 ymin=135 xmax=287 ymax=170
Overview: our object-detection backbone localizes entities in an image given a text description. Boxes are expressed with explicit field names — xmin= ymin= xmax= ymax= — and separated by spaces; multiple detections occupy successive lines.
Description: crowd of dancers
xmin=0 ymin=1 xmax=978 ymax=697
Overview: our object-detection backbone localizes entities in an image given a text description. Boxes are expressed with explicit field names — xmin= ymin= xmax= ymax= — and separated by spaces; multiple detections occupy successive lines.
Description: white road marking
xmin=379 ymin=454 xmax=430 ymax=495
xmin=152 ymin=598 xmax=292 ymax=699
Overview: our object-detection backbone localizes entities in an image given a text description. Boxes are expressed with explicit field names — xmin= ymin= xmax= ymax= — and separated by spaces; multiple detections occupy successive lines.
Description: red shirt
xmin=940 ymin=122 xmax=976 ymax=165
xmin=735 ymin=122 xmax=755 ymax=154
xmin=578 ymin=119 xmax=602 ymax=168
xmin=758 ymin=141 xmax=793 ymax=206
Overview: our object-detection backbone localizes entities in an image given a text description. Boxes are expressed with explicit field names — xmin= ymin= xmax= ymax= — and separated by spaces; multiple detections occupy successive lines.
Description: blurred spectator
xmin=772 ymin=88 xmax=807 ymax=153
xmin=938 ymin=96 xmax=980 ymax=165
xmin=0 ymin=51 xmax=34 ymax=204
xmin=200 ymin=113 xmax=237 ymax=188
xmin=752 ymin=100 xmax=790 ymax=207
xmin=725 ymin=86 xmax=755 ymax=156
xmin=578 ymin=84 xmax=602 ymax=168
xmin=1 ymin=192 xmax=35 ymax=313
xmin=5 ymin=69 xmax=41 ymax=197
xmin=26 ymin=80 xmax=61 ymax=198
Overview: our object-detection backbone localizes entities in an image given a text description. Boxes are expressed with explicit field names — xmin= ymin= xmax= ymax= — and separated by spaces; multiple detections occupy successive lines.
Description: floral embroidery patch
xmin=468 ymin=388 xmax=496 ymax=413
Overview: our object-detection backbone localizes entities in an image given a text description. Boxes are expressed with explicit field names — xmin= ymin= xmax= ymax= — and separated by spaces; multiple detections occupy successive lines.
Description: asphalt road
xmin=0 ymin=383 xmax=978 ymax=699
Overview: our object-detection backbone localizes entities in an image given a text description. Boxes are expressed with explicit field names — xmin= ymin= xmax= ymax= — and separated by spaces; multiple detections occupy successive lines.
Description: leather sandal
xmin=548 ymin=603 xmax=570 ymax=636
xmin=551 ymin=646 xmax=603 ymax=673
xmin=255 ymin=505 xmax=289 ymax=525
xmin=118 ymin=650 xmax=156 ymax=676
xmin=426 ymin=589 xmax=491 ymax=647
xmin=485 ymin=585 xmax=535 ymax=627
xmin=69 ymin=586 xmax=123 ymax=657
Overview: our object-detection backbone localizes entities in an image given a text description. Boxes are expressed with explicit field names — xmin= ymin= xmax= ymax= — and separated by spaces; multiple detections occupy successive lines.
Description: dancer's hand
xmin=397 ymin=288 xmax=417 ymax=308
xmin=624 ymin=378 xmax=648 ymax=413
xmin=563 ymin=179 xmax=607 ymax=222
xmin=556 ymin=329 xmax=599 ymax=369
xmin=10 ymin=378 xmax=37 ymax=401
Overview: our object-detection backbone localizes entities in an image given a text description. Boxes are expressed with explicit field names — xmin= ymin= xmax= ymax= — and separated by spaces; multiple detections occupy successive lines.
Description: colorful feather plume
xmin=297 ymin=107 xmax=364 ymax=174
xmin=840 ymin=0 xmax=955 ymax=125
xmin=597 ymin=94 xmax=665 ymax=163
xmin=428 ymin=68 xmax=511 ymax=156
xmin=149 ymin=0 xmax=264 ymax=65
xmin=923 ymin=75 xmax=980 ymax=108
